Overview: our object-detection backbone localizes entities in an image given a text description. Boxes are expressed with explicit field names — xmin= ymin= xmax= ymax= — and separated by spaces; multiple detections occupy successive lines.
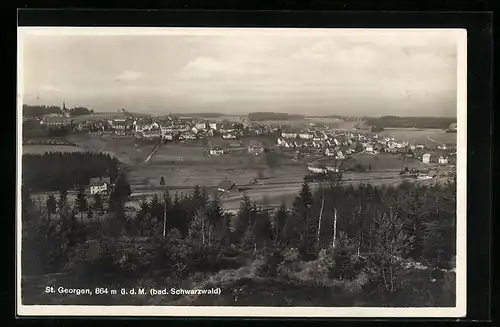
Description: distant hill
xmin=248 ymin=112 xmax=305 ymax=121
xmin=365 ymin=116 xmax=457 ymax=129
xmin=170 ymin=113 xmax=227 ymax=118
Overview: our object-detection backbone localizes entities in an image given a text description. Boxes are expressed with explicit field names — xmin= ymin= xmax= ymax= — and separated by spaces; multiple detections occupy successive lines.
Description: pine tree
xmin=46 ymin=194 xmax=57 ymax=219
xmin=251 ymin=210 xmax=273 ymax=249
xmin=206 ymin=194 xmax=226 ymax=244
xmin=189 ymin=209 xmax=209 ymax=247
xmin=93 ymin=193 xmax=104 ymax=221
xmin=160 ymin=176 xmax=165 ymax=186
xmin=109 ymin=172 xmax=131 ymax=216
xmin=75 ymin=188 xmax=88 ymax=220
xmin=298 ymin=178 xmax=313 ymax=209
xmin=234 ymin=193 xmax=254 ymax=238
xmin=57 ymin=189 xmax=68 ymax=212
xmin=272 ymin=204 xmax=288 ymax=245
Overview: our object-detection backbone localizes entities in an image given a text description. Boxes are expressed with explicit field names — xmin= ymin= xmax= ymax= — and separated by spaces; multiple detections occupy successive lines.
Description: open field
xmin=66 ymin=134 xmax=156 ymax=165
xmin=34 ymin=134 xmax=452 ymax=213
xmin=378 ymin=128 xmax=457 ymax=148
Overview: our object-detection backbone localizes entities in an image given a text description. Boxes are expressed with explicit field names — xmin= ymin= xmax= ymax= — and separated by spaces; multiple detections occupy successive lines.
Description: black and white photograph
xmin=17 ymin=27 xmax=466 ymax=317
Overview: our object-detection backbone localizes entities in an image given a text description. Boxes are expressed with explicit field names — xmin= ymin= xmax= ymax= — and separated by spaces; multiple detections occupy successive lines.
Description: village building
xmin=336 ymin=150 xmax=345 ymax=159
xmin=325 ymin=148 xmax=335 ymax=156
xmin=365 ymin=145 xmax=374 ymax=152
xmin=422 ymin=153 xmax=431 ymax=164
xmin=438 ymin=156 xmax=448 ymax=164
xmin=222 ymin=133 xmax=237 ymax=140
xmin=195 ymin=123 xmax=207 ymax=130
xmin=308 ymin=166 xmax=326 ymax=174
xmin=281 ymin=132 xmax=297 ymax=139
xmin=217 ymin=179 xmax=238 ymax=193
xmin=248 ymin=142 xmax=264 ymax=155
xmin=209 ymin=123 xmax=217 ymax=130
xmin=209 ymin=147 xmax=224 ymax=156
xmin=299 ymin=132 xmax=314 ymax=140
xmin=89 ymin=177 xmax=111 ymax=195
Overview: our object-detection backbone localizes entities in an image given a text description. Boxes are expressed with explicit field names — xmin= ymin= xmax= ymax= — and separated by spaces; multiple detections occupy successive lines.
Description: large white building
xmin=89 ymin=177 xmax=111 ymax=195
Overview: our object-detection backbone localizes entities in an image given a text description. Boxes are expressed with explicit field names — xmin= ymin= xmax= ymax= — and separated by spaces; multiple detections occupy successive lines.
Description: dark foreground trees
xmin=21 ymin=176 xmax=456 ymax=307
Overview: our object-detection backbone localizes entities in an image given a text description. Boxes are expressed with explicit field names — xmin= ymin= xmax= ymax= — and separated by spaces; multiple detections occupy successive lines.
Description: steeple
xmin=62 ymin=101 xmax=66 ymax=111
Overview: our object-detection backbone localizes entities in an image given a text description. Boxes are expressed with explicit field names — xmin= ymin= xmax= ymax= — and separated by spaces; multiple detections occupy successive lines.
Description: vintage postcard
xmin=17 ymin=27 xmax=467 ymax=317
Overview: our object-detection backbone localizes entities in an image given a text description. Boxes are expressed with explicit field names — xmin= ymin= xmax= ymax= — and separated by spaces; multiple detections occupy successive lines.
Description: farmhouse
xmin=222 ymin=133 xmax=237 ymax=140
xmin=422 ymin=153 xmax=431 ymax=164
xmin=248 ymin=142 xmax=264 ymax=155
xmin=308 ymin=166 xmax=326 ymax=174
xmin=217 ymin=180 xmax=238 ymax=193
xmin=299 ymin=132 xmax=314 ymax=140
xmin=89 ymin=177 xmax=111 ymax=195
xmin=209 ymin=147 xmax=224 ymax=156
xmin=195 ymin=123 xmax=207 ymax=130
xmin=325 ymin=148 xmax=335 ymax=156
xmin=365 ymin=145 xmax=374 ymax=152
xmin=438 ymin=156 xmax=448 ymax=164
xmin=281 ymin=132 xmax=297 ymax=139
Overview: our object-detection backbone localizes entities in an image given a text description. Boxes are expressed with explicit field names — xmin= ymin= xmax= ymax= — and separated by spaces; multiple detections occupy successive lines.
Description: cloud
xmin=39 ymin=85 xmax=61 ymax=92
xmin=115 ymin=70 xmax=141 ymax=82
xmin=179 ymin=56 xmax=266 ymax=80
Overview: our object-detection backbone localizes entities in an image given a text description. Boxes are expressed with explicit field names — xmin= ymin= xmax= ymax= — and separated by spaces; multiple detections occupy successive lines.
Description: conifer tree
xmin=234 ymin=193 xmax=255 ymax=238
xmin=46 ymin=194 xmax=57 ymax=219
xmin=75 ymin=188 xmax=88 ymax=220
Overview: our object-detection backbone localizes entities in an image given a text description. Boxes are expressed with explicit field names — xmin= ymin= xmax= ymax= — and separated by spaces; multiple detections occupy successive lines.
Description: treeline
xmin=248 ymin=112 xmax=305 ymax=121
xmin=70 ymin=107 xmax=94 ymax=117
xmin=366 ymin=116 xmax=456 ymax=129
xmin=22 ymin=104 xmax=94 ymax=117
xmin=22 ymin=152 xmax=119 ymax=192
xmin=22 ymin=175 xmax=456 ymax=306
xmin=23 ymin=105 xmax=61 ymax=117
xmin=22 ymin=120 xmax=74 ymax=139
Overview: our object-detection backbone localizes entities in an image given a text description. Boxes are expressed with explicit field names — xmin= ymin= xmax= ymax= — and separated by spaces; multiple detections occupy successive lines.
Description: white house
xmin=336 ymin=150 xmax=345 ymax=159
xmin=438 ymin=156 xmax=448 ymax=164
xmin=209 ymin=148 xmax=224 ymax=156
xmin=89 ymin=177 xmax=111 ymax=195
xmin=299 ymin=133 xmax=314 ymax=140
xmin=438 ymin=144 xmax=447 ymax=150
xmin=308 ymin=166 xmax=326 ymax=174
xmin=325 ymin=148 xmax=335 ymax=156
xmin=222 ymin=133 xmax=237 ymax=140
xmin=365 ymin=145 xmax=374 ymax=152
xmin=326 ymin=166 xmax=339 ymax=173
xmin=195 ymin=123 xmax=207 ymax=130
xmin=209 ymin=123 xmax=217 ymax=130
xmin=422 ymin=153 xmax=431 ymax=164
xmin=281 ymin=132 xmax=297 ymax=139
xmin=276 ymin=138 xmax=285 ymax=146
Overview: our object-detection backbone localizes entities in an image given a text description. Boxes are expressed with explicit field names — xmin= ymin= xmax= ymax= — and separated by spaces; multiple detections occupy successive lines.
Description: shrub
xmin=282 ymin=247 xmax=300 ymax=262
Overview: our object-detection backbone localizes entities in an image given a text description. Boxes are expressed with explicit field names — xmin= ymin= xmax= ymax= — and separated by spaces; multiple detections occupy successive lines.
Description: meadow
xmin=378 ymin=128 xmax=457 ymax=148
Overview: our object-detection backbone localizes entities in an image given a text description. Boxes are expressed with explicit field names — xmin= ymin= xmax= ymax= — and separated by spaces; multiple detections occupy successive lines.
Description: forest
xmin=248 ymin=112 xmax=306 ymax=121
xmin=21 ymin=155 xmax=457 ymax=306
xmin=22 ymin=104 xmax=93 ymax=117
xmin=365 ymin=116 xmax=457 ymax=129
xmin=22 ymin=152 xmax=119 ymax=192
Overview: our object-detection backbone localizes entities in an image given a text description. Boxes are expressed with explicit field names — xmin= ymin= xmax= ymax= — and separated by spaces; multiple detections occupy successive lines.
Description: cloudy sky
xmin=19 ymin=28 xmax=461 ymax=117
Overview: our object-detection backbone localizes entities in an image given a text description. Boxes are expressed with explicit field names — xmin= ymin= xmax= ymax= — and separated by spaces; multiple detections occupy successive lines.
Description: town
xmin=23 ymin=103 xmax=457 ymax=214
